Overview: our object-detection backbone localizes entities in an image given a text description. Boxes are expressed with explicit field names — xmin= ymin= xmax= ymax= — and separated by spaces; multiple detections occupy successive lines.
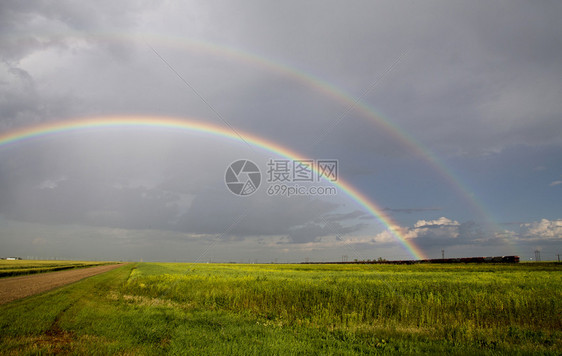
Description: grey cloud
xmin=322 ymin=210 xmax=369 ymax=222
xmin=286 ymin=221 xmax=367 ymax=244
xmin=178 ymin=192 xmax=342 ymax=238
xmin=0 ymin=0 xmax=145 ymax=63
xmin=0 ymin=65 xmax=38 ymax=123
xmin=384 ymin=207 xmax=442 ymax=214
xmin=0 ymin=1 xmax=560 ymax=261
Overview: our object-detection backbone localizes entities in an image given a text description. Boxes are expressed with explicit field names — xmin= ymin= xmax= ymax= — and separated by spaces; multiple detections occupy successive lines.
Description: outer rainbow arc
xmin=0 ymin=115 xmax=427 ymax=260
xmin=143 ymin=36 xmax=499 ymax=224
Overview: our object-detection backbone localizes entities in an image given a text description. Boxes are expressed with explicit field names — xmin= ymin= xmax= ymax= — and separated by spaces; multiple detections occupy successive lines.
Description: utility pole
xmin=534 ymin=250 xmax=541 ymax=262
xmin=442 ymin=249 xmax=445 ymax=259
xmin=557 ymin=254 xmax=560 ymax=263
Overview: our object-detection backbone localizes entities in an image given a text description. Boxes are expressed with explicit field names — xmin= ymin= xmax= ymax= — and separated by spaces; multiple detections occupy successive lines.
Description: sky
xmin=0 ymin=1 xmax=561 ymax=262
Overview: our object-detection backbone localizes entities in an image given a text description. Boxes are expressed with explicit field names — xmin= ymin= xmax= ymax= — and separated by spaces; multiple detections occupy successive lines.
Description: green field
xmin=0 ymin=260 xmax=113 ymax=278
xmin=1 ymin=262 xmax=561 ymax=354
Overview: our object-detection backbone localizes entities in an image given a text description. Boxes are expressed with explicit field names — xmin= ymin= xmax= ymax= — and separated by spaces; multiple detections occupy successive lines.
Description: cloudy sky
xmin=1 ymin=1 xmax=561 ymax=262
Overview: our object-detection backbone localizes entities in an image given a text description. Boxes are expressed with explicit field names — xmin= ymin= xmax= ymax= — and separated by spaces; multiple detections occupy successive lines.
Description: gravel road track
xmin=0 ymin=263 xmax=126 ymax=305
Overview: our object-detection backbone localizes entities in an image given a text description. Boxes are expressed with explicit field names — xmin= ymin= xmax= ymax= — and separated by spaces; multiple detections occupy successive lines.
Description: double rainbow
xmin=1 ymin=31 xmax=494 ymax=222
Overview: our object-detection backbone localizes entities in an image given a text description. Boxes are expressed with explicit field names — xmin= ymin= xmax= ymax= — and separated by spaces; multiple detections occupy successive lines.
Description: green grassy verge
xmin=0 ymin=263 xmax=560 ymax=354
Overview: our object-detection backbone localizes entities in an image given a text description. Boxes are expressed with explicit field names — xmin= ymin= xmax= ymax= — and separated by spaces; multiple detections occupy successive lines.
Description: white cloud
xmin=414 ymin=217 xmax=460 ymax=228
xmin=411 ymin=217 xmax=461 ymax=239
xmin=520 ymin=219 xmax=562 ymax=240
xmin=373 ymin=230 xmax=398 ymax=243
xmin=549 ymin=180 xmax=562 ymax=186
xmin=375 ymin=217 xmax=461 ymax=243
xmin=494 ymin=229 xmax=518 ymax=240
xmin=374 ymin=217 xmax=562 ymax=253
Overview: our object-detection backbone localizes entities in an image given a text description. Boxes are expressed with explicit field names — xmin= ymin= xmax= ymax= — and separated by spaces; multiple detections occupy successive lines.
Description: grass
xmin=0 ymin=262 xmax=561 ymax=354
xmin=0 ymin=260 xmax=115 ymax=278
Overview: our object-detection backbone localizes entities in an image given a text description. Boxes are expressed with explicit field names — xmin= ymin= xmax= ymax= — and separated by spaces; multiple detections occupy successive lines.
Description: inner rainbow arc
xmin=0 ymin=115 xmax=427 ymax=260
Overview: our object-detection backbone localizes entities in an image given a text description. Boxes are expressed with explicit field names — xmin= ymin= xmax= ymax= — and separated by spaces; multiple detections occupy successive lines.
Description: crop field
xmin=0 ymin=260 xmax=113 ymax=278
xmin=0 ymin=262 xmax=561 ymax=354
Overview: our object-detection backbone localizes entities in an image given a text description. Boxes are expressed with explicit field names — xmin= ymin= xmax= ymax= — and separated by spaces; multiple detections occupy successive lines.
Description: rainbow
xmin=0 ymin=115 xmax=427 ymax=260
xmin=2 ymin=31 xmax=494 ymax=222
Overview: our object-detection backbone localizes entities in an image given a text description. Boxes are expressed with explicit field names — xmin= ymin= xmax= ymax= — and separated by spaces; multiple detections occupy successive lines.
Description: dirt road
xmin=0 ymin=263 xmax=126 ymax=305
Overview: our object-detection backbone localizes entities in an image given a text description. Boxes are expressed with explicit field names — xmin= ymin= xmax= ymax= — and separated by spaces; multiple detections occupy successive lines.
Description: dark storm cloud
xmin=0 ymin=0 xmax=150 ymax=130
xmin=224 ymin=1 xmax=562 ymax=157
xmin=0 ymin=134 xmax=351 ymax=239
xmin=0 ymin=1 xmax=560 ymax=260
xmin=379 ymin=1 xmax=562 ymax=155
xmin=0 ymin=0 xmax=147 ymax=65
xmin=190 ymin=0 xmax=562 ymax=159
xmin=0 ymin=159 xmax=352 ymax=240
xmin=0 ymin=66 xmax=38 ymax=123
xmin=3 ymin=1 xmax=561 ymax=154
xmin=177 ymin=191 xmax=343 ymax=238
xmin=0 ymin=160 xmax=180 ymax=230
